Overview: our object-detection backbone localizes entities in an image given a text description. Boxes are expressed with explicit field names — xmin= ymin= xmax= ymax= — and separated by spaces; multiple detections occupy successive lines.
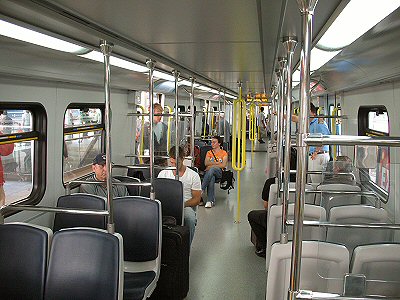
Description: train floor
xmin=187 ymin=149 xmax=269 ymax=300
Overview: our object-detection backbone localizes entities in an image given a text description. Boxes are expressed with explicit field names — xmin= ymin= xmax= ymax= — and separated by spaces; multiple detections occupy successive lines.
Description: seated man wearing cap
xmin=79 ymin=153 xmax=128 ymax=197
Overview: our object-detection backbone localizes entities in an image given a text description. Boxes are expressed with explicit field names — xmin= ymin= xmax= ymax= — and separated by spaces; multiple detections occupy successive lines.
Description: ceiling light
xmin=0 ymin=19 xmax=89 ymax=54
xmin=317 ymin=0 xmax=400 ymax=50
xmin=225 ymin=94 xmax=236 ymax=99
xmin=310 ymin=48 xmax=340 ymax=71
xmin=196 ymin=85 xmax=212 ymax=92
xmin=79 ymin=51 xmax=147 ymax=72
xmin=153 ymin=70 xmax=175 ymax=81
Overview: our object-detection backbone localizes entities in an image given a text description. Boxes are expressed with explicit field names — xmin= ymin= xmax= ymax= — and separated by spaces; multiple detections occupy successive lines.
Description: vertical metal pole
xmin=218 ymin=90 xmax=222 ymax=136
xmin=146 ymin=59 xmax=156 ymax=201
xmin=172 ymin=70 xmax=180 ymax=179
xmin=100 ymin=40 xmax=115 ymax=234
xmin=190 ymin=77 xmax=195 ymax=166
xmin=281 ymin=37 xmax=298 ymax=243
xmin=223 ymin=91 xmax=228 ymax=146
xmin=276 ymin=57 xmax=287 ymax=204
xmin=289 ymin=1 xmax=318 ymax=299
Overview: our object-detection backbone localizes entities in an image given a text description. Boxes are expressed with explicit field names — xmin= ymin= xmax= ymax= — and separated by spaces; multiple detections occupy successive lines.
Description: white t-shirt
xmin=158 ymin=167 xmax=202 ymax=203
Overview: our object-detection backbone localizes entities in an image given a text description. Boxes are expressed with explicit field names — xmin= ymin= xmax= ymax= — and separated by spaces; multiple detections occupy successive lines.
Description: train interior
xmin=1 ymin=1 xmax=400 ymax=299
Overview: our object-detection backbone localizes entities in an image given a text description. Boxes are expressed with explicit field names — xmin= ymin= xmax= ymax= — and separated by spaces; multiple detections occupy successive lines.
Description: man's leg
xmin=247 ymin=210 xmax=267 ymax=254
xmin=184 ymin=207 xmax=196 ymax=246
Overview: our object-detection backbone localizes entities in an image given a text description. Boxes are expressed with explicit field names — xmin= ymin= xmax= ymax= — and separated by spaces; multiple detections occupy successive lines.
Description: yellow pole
xmin=249 ymin=102 xmax=256 ymax=169
xmin=137 ymin=105 xmax=146 ymax=164
xmin=232 ymin=84 xmax=246 ymax=223
xmin=165 ymin=105 xmax=172 ymax=151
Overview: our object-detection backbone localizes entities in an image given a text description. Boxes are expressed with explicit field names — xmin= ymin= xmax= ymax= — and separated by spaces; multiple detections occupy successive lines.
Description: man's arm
xmin=205 ymin=152 xmax=228 ymax=170
xmin=184 ymin=189 xmax=201 ymax=207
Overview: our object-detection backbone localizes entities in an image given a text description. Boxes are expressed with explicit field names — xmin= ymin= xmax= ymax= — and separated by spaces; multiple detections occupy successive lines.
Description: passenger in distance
xmin=292 ymin=103 xmax=330 ymax=183
xmin=79 ymin=153 xmax=128 ymax=197
xmin=202 ymin=136 xmax=228 ymax=208
xmin=0 ymin=132 xmax=14 ymax=206
xmin=158 ymin=146 xmax=202 ymax=245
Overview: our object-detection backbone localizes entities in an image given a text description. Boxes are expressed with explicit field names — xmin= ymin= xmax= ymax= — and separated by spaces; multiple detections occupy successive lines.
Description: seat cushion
xmin=124 ymin=271 xmax=156 ymax=300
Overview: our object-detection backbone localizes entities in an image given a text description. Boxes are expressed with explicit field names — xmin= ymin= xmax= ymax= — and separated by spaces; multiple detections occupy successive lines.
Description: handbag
xmin=210 ymin=150 xmax=235 ymax=193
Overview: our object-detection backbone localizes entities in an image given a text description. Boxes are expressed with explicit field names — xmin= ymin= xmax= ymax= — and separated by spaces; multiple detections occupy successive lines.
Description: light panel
xmin=0 ymin=19 xmax=88 ymax=54
xmin=310 ymin=48 xmax=340 ymax=71
xmin=79 ymin=51 xmax=148 ymax=72
xmin=317 ymin=0 xmax=400 ymax=50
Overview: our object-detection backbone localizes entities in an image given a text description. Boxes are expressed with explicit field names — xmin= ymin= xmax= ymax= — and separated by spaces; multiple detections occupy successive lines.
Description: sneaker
xmin=205 ymin=201 xmax=212 ymax=208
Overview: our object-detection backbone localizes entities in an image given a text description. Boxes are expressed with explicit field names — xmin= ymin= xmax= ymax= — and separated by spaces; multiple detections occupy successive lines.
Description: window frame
xmin=0 ymin=103 xmax=47 ymax=216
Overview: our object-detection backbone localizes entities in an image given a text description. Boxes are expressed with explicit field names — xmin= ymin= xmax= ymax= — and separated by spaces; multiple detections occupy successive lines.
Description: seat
xmin=0 ymin=222 xmax=52 ymax=300
xmin=351 ymin=243 xmax=400 ymax=297
xmin=316 ymin=183 xmax=361 ymax=215
xmin=113 ymin=175 xmax=141 ymax=196
xmin=268 ymin=182 xmax=315 ymax=210
xmin=327 ymin=205 xmax=391 ymax=255
xmin=154 ymin=178 xmax=184 ymax=225
xmin=53 ymin=193 xmax=106 ymax=231
xmin=114 ymin=196 xmax=162 ymax=300
xmin=266 ymin=204 xmax=326 ymax=269
xmin=266 ymin=241 xmax=349 ymax=299
xmin=44 ymin=227 xmax=123 ymax=300
xmin=198 ymin=145 xmax=212 ymax=174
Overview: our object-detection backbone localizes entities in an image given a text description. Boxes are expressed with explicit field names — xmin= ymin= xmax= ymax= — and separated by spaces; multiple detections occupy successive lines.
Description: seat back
xmin=316 ymin=184 xmax=361 ymax=214
xmin=0 ymin=223 xmax=52 ymax=300
xmin=268 ymin=182 xmax=315 ymax=209
xmin=53 ymin=193 xmax=106 ymax=231
xmin=114 ymin=196 xmax=161 ymax=267
xmin=154 ymin=178 xmax=184 ymax=225
xmin=351 ymin=243 xmax=400 ymax=297
xmin=113 ymin=175 xmax=141 ymax=196
xmin=327 ymin=205 xmax=391 ymax=254
xmin=267 ymin=241 xmax=349 ymax=299
xmin=45 ymin=228 xmax=123 ymax=300
xmin=266 ymin=204 xmax=326 ymax=269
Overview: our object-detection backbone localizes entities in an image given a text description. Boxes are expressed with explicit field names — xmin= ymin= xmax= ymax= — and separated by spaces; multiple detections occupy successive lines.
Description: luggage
xmin=150 ymin=224 xmax=190 ymax=300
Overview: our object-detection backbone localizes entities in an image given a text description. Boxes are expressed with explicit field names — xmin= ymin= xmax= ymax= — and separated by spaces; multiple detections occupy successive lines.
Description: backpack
xmin=220 ymin=170 xmax=235 ymax=193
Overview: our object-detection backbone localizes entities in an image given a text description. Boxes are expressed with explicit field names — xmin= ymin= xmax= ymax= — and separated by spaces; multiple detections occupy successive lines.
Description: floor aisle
xmin=186 ymin=150 xmax=270 ymax=300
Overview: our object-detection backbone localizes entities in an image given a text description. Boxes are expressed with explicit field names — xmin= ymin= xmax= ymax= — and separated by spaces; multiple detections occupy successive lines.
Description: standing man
xmin=80 ymin=153 xmax=128 ymax=197
xmin=158 ymin=146 xmax=202 ymax=245
xmin=257 ymin=107 xmax=267 ymax=143
xmin=294 ymin=103 xmax=330 ymax=183
xmin=143 ymin=103 xmax=169 ymax=166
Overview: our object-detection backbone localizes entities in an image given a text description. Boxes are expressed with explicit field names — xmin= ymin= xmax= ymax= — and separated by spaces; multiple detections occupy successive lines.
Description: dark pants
xmin=248 ymin=210 xmax=267 ymax=250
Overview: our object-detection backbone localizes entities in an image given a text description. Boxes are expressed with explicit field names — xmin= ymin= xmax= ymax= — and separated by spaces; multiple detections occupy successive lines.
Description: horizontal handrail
xmin=113 ymin=164 xmax=175 ymax=170
xmin=305 ymin=135 xmax=400 ymax=147
xmin=286 ymin=219 xmax=400 ymax=230
xmin=125 ymin=154 xmax=170 ymax=159
xmin=67 ymin=180 xmax=152 ymax=187
xmin=2 ymin=205 xmax=109 ymax=216
xmin=296 ymin=290 xmax=400 ymax=299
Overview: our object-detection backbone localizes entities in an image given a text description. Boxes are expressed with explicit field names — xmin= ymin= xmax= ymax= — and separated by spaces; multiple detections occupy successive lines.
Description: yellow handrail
xmin=137 ymin=105 xmax=146 ymax=164
xmin=165 ymin=105 xmax=173 ymax=151
xmin=249 ymin=102 xmax=256 ymax=169
xmin=232 ymin=85 xmax=247 ymax=223
xmin=331 ymin=106 xmax=339 ymax=160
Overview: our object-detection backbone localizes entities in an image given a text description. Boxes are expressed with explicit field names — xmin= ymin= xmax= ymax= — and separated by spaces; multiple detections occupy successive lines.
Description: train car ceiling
xmin=0 ymin=0 xmax=399 ymax=97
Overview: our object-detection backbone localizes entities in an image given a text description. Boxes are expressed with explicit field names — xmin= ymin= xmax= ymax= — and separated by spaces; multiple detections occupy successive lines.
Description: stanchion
xmin=249 ymin=101 xmax=257 ymax=169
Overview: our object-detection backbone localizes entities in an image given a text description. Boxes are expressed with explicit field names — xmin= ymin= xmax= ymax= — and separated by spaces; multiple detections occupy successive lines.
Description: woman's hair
xmin=169 ymin=146 xmax=185 ymax=159
xmin=212 ymin=135 xmax=223 ymax=146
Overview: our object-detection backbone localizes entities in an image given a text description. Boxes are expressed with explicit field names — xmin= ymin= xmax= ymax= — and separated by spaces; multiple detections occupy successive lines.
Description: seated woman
xmin=202 ymin=136 xmax=228 ymax=208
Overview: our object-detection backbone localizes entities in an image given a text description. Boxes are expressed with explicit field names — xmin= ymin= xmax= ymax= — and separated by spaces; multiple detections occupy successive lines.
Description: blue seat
xmin=114 ymin=196 xmax=162 ymax=300
xmin=44 ymin=228 xmax=123 ymax=300
xmin=53 ymin=193 xmax=106 ymax=231
xmin=0 ymin=223 xmax=52 ymax=300
xmin=154 ymin=178 xmax=184 ymax=225
xmin=113 ymin=175 xmax=141 ymax=196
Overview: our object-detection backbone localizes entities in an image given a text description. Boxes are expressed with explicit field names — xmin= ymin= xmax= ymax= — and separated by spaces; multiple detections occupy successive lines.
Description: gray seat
xmin=266 ymin=204 xmax=326 ymax=269
xmin=53 ymin=193 xmax=106 ymax=231
xmin=113 ymin=175 xmax=141 ymax=196
xmin=0 ymin=222 xmax=52 ymax=300
xmin=327 ymin=205 xmax=391 ymax=255
xmin=44 ymin=227 xmax=123 ymax=300
xmin=351 ymin=243 xmax=400 ymax=297
xmin=114 ymin=196 xmax=162 ymax=300
xmin=268 ymin=182 xmax=315 ymax=211
xmin=266 ymin=241 xmax=349 ymax=300
xmin=316 ymin=183 xmax=361 ymax=215
xmin=154 ymin=178 xmax=184 ymax=225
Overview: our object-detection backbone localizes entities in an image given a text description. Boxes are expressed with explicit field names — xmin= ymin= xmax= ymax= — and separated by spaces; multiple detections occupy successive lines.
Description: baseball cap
xmin=93 ymin=153 xmax=106 ymax=165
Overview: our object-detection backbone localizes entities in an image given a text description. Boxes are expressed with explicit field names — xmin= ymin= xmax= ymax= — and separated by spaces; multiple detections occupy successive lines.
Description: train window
xmin=0 ymin=106 xmax=46 ymax=208
xmin=63 ymin=107 xmax=104 ymax=183
xmin=357 ymin=106 xmax=390 ymax=198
